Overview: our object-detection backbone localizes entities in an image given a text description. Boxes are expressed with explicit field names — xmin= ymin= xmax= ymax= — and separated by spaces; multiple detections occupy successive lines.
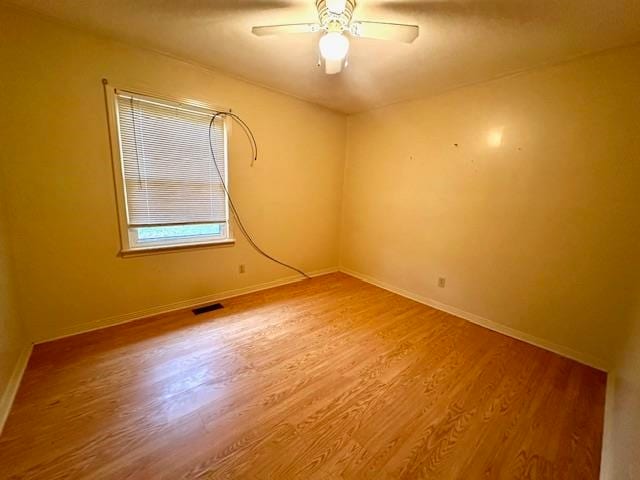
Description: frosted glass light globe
xmin=319 ymin=32 xmax=349 ymax=61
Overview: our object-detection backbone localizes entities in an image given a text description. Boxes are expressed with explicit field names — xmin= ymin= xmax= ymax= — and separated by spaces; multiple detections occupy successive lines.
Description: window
xmin=108 ymin=89 xmax=232 ymax=253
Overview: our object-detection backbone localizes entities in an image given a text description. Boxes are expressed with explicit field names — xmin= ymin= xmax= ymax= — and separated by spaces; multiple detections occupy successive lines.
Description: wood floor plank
xmin=0 ymin=273 xmax=606 ymax=479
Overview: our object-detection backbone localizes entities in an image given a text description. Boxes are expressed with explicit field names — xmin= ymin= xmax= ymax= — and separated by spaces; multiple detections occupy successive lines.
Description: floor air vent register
xmin=192 ymin=303 xmax=224 ymax=315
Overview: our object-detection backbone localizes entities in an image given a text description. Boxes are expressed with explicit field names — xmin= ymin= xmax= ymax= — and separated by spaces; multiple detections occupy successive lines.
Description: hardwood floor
xmin=0 ymin=273 xmax=606 ymax=479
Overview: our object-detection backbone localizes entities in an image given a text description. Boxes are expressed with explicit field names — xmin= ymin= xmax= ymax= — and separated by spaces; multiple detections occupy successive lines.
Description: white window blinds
xmin=115 ymin=92 xmax=227 ymax=227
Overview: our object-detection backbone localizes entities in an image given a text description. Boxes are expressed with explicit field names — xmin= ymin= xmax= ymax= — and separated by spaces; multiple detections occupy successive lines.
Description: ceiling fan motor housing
xmin=316 ymin=0 xmax=356 ymax=32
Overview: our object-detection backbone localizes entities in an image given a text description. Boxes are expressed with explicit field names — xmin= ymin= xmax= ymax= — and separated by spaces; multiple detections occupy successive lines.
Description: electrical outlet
xmin=239 ymin=264 xmax=246 ymax=274
xmin=438 ymin=277 xmax=446 ymax=288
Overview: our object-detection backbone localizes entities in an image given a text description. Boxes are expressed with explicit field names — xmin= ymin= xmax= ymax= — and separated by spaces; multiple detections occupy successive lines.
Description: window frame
xmin=105 ymin=83 xmax=235 ymax=256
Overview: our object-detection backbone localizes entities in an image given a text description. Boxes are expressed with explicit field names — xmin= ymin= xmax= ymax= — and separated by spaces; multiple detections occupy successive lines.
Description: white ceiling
xmin=7 ymin=0 xmax=640 ymax=113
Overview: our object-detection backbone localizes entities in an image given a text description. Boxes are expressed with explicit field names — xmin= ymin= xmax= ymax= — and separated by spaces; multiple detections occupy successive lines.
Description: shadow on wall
xmin=606 ymin=268 xmax=640 ymax=479
xmin=611 ymin=262 xmax=640 ymax=367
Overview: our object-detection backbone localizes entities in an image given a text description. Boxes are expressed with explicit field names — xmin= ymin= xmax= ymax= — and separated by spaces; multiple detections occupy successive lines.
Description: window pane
xmin=136 ymin=223 xmax=222 ymax=242
xmin=116 ymin=93 xmax=227 ymax=226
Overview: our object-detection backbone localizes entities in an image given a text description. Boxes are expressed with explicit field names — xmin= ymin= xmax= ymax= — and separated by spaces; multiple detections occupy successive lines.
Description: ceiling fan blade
xmin=251 ymin=23 xmax=320 ymax=36
xmin=350 ymin=21 xmax=419 ymax=43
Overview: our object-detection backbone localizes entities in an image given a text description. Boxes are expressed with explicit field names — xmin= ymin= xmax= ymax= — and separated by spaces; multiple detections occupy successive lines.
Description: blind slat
xmin=116 ymin=94 xmax=227 ymax=227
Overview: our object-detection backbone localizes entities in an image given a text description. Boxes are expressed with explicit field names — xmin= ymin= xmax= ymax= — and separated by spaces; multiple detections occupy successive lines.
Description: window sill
xmin=120 ymin=238 xmax=235 ymax=257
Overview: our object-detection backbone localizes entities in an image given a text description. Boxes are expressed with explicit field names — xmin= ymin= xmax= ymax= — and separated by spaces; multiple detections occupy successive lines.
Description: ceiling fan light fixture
xmin=324 ymin=57 xmax=344 ymax=74
xmin=319 ymin=32 xmax=349 ymax=61
xmin=252 ymin=0 xmax=419 ymax=74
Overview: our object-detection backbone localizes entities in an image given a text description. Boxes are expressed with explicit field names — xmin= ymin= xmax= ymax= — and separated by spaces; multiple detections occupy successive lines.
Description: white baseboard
xmin=0 ymin=343 xmax=32 ymax=435
xmin=340 ymin=266 xmax=608 ymax=372
xmin=36 ymin=267 xmax=338 ymax=345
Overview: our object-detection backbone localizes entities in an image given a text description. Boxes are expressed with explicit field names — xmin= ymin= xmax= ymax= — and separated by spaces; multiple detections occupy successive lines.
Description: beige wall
xmin=0 ymin=6 xmax=346 ymax=342
xmin=0 ymin=173 xmax=27 ymax=421
xmin=341 ymin=45 xmax=640 ymax=368
xmin=609 ymin=316 xmax=640 ymax=479
xmin=602 ymin=278 xmax=640 ymax=480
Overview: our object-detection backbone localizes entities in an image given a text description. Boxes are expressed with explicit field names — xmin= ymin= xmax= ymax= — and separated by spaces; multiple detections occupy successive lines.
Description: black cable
xmin=208 ymin=113 xmax=311 ymax=280
xmin=225 ymin=113 xmax=258 ymax=165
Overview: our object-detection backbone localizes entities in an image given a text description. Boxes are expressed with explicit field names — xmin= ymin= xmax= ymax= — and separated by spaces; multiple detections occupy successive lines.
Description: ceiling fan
xmin=251 ymin=0 xmax=419 ymax=74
